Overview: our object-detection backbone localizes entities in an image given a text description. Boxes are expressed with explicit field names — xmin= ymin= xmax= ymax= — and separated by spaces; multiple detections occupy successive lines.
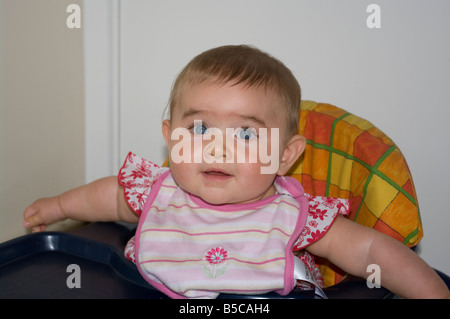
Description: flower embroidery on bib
xmin=202 ymin=247 xmax=228 ymax=279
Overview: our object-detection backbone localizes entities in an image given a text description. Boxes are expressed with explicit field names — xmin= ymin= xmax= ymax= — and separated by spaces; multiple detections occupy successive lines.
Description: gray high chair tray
xmin=0 ymin=223 xmax=159 ymax=299
xmin=0 ymin=222 xmax=394 ymax=299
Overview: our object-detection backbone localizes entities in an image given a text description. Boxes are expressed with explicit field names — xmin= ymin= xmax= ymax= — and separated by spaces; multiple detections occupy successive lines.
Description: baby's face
xmin=162 ymin=80 xmax=291 ymax=205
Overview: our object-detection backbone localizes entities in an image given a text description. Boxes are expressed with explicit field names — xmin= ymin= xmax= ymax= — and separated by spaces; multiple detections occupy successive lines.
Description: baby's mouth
xmin=202 ymin=169 xmax=232 ymax=180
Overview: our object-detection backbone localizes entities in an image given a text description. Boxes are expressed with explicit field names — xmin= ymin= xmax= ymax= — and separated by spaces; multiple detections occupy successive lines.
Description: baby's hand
xmin=23 ymin=196 xmax=66 ymax=233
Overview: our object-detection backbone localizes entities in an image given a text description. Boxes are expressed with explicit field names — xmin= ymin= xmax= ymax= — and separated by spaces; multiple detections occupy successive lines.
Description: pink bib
xmin=135 ymin=171 xmax=308 ymax=299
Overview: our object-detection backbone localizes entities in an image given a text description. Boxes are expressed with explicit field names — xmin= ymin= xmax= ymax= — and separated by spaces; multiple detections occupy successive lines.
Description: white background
xmin=85 ymin=1 xmax=450 ymax=275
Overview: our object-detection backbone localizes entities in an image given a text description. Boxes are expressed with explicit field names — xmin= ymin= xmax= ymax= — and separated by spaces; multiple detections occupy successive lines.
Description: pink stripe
xmin=180 ymin=288 xmax=275 ymax=294
xmin=150 ymin=203 xmax=201 ymax=212
xmin=278 ymin=200 xmax=300 ymax=210
xmin=141 ymin=258 xmax=203 ymax=264
xmin=279 ymin=190 xmax=309 ymax=295
xmin=141 ymin=227 xmax=291 ymax=237
xmin=141 ymin=256 xmax=284 ymax=265
xmin=227 ymin=257 xmax=285 ymax=265
xmin=161 ymin=184 xmax=178 ymax=189
xmin=149 ymin=200 xmax=298 ymax=219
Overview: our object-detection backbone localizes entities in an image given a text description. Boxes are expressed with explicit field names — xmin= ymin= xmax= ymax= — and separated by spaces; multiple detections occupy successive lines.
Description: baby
xmin=23 ymin=45 xmax=449 ymax=299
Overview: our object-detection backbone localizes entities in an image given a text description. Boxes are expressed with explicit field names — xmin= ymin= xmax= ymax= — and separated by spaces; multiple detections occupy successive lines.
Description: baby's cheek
xmin=168 ymin=162 xmax=192 ymax=188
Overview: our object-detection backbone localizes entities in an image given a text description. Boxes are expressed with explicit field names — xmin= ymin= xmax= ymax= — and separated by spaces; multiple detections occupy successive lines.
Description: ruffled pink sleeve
xmin=292 ymin=194 xmax=350 ymax=251
xmin=118 ymin=152 xmax=168 ymax=216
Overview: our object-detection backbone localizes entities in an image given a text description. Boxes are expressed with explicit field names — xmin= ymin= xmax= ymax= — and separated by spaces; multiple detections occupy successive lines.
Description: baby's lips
xmin=204 ymin=170 xmax=230 ymax=176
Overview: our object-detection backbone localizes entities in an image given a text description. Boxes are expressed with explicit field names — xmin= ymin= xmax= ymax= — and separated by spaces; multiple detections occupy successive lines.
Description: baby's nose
xmin=204 ymin=133 xmax=233 ymax=163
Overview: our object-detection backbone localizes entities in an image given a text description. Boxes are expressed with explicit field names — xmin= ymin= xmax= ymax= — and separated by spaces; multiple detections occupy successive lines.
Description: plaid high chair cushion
xmin=288 ymin=101 xmax=423 ymax=287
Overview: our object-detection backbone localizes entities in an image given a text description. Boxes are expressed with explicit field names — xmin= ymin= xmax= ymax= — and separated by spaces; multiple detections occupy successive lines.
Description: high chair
xmin=0 ymin=101 xmax=448 ymax=299
xmin=285 ymin=101 xmax=449 ymax=297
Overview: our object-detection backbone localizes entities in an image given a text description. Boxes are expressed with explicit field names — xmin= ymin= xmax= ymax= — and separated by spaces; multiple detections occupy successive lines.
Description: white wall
xmin=0 ymin=0 xmax=86 ymax=241
xmin=83 ymin=0 xmax=120 ymax=182
xmin=109 ymin=0 xmax=450 ymax=275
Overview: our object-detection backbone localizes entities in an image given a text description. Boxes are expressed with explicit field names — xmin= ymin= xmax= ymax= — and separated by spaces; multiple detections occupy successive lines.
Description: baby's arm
xmin=23 ymin=176 xmax=138 ymax=233
xmin=307 ymin=216 xmax=450 ymax=298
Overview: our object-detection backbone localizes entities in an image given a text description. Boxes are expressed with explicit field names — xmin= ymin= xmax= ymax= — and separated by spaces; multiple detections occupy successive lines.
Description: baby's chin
xmin=190 ymin=191 xmax=239 ymax=206
xmin=188 ymin=185 xmax=278 ymax=207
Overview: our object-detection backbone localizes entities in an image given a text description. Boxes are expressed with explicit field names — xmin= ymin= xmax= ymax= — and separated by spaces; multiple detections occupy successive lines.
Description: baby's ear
xmin=277 ymin=134 xmax=306 ymax=176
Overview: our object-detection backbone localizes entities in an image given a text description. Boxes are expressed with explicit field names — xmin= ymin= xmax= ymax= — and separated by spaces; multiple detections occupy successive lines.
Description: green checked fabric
xmin=288 ymin=101 xmax=423 ymax=287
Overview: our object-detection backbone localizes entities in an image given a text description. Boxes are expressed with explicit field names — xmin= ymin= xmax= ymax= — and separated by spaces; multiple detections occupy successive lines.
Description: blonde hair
xmin=167 ymin=45 xmax=301 ymax=138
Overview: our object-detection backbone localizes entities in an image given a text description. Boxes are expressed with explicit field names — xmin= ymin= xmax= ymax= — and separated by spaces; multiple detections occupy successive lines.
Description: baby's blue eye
xmin=192 ymin=123 xmax=208 ymax=135
xmin=236 ymin=128 xmax=257 ymax=140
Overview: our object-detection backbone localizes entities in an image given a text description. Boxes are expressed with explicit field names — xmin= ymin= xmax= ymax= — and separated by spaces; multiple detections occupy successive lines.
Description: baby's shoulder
xmin=293 ymin=194 xmax=350 ymax=251
xmin=118 ymin=152 xmax=168 ymax=215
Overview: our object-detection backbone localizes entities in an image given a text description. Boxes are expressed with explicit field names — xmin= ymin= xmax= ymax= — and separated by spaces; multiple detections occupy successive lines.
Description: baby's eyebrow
xmin=238 ymin=114 xmax=267 ymax=127
xmin=181 ymin=109 xmax=205 ymax=119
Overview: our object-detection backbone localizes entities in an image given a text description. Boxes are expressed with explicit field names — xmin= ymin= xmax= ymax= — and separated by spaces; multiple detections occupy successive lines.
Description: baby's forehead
xmin=176 ymin=79 xmax=285 ymax=108
xmin=177 ymin=91 xmax=284 ymax=125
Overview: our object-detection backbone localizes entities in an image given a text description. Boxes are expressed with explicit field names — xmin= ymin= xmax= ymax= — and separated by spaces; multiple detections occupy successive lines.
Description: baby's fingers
xmin=32 ymin=224 xmax=47 ymax=233
xmin=23 ymin=197 xmax=65 ymax=232
xmin=23 ymin=206 xmax=44 ymax=230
